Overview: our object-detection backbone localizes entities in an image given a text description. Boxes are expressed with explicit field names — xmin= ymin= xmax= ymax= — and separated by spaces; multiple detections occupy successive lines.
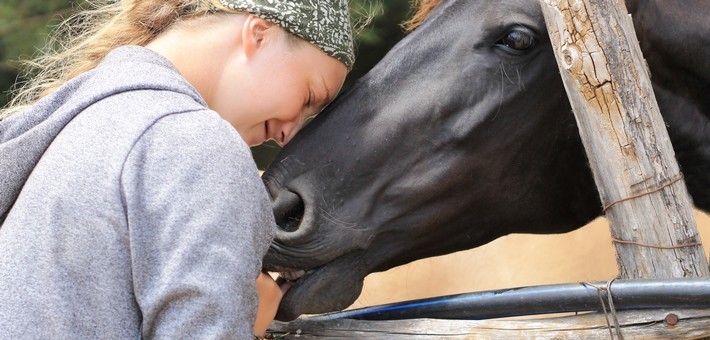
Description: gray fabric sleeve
xmin=120 ymin=111 xmax=274 ymax=339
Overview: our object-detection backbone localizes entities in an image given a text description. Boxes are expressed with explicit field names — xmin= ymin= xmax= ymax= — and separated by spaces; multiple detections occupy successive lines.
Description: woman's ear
xmin=242 ymin=15 xmax=276 ymax=59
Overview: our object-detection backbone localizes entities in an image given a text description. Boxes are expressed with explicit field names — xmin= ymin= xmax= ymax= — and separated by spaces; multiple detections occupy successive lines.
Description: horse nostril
xmin=271 ymin=189 xmax=319 ymax=245
xmin=273 ymin=190 xmax=305 ymax=233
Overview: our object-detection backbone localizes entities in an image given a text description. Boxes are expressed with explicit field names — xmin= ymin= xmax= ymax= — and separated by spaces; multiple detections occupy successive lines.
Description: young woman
xmin=0 ymin=0 xmax=353 ymax=338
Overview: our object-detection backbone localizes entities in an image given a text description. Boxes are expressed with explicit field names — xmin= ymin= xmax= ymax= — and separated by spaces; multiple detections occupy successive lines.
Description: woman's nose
xmin=272 ymin=120 xmax=300 ymax=147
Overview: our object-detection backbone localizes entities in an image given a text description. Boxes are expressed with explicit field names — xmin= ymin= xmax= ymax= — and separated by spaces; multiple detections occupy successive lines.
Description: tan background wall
xmin=350 ymin=211 xmax=710 ymax=309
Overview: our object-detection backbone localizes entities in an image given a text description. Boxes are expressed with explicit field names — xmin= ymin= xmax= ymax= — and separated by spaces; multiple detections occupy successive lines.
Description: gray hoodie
xmin=0 ymin=46 xmax=275 ymax=339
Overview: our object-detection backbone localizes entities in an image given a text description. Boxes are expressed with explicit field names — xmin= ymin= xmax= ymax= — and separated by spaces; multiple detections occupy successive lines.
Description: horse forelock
xmin=403 ymin=0 xmax=445 ymax=32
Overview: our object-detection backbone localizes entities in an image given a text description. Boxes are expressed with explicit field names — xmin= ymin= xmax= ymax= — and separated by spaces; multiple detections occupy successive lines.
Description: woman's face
xmin=213 ymin=23 xmax=348 ymax=147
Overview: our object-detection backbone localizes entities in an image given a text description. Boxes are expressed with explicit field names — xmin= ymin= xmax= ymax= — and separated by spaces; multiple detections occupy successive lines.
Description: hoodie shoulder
xmin=0 ymin=46 xmax=208 ymax=224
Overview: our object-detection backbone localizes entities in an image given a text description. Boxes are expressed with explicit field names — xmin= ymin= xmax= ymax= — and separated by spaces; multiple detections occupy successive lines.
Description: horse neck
xmin=623 ymin=0 xmax=710 ymax=212
xmin=660 ymin=84 xmax=710 ymax=213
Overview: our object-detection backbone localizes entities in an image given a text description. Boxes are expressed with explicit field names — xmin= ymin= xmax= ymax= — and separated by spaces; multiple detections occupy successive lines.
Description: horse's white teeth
xmin=280 ymin=270 xmax=306 ymax=281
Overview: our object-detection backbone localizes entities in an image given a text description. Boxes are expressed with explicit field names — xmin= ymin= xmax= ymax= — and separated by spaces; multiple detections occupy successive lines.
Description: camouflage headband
xmin=213 ymin=0 xmax=354 ymax=69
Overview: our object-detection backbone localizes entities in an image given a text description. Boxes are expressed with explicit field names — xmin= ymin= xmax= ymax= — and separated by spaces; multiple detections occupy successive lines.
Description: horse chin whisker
xmin=318 ymin=209 xmax=361 ymax=231
xmin=318 ymin=194 xmax=362 ymax=231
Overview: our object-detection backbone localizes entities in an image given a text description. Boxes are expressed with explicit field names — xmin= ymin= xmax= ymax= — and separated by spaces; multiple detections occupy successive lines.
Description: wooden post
xmin=538 ymin=0 xmax=709 ymax=278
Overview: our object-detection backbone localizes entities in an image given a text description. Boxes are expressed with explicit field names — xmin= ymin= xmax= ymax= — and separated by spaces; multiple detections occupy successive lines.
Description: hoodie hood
xmin=0 ymin=46 xmax=206 ymax=224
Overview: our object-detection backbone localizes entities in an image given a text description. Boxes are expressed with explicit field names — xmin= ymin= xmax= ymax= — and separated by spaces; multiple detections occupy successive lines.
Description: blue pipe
xmin=309 ymin=278 xmax=710 ymax=321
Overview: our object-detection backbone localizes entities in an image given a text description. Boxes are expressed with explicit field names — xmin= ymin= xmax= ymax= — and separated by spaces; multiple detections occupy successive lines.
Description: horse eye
xmin=497 ymin=29 xmax=535 ymax=52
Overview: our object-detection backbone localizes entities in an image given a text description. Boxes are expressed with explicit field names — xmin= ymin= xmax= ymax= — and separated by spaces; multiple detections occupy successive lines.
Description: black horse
xmin=262 ymin=0 xmax=710 ymax=320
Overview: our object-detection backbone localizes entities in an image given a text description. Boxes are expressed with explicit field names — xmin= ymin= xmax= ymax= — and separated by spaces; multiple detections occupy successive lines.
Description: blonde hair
xmin=1 ymin=0 xmax=224 ymax=119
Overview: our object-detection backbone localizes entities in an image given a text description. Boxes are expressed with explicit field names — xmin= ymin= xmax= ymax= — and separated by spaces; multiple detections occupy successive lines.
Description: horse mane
xmin=402 ymin=0 xmax=445 ymax=32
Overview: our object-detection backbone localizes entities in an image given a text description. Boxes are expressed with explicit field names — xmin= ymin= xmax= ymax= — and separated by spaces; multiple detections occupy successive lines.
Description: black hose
xmin=309 ymin=278 xmax=710 ymax=321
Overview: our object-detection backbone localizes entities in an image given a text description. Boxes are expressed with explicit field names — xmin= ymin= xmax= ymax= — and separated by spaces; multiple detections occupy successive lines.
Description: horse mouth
xmin=278 ymin=270 xmax=310 ymax=282
xmin=265 ymin=182 xmax=371 ymax=320
xmin=271 ymin=252 xmax=367 ymax=321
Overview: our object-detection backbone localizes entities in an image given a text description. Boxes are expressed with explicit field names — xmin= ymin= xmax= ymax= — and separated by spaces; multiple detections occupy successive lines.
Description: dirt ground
xmin=350 ymin=210 xmax=710 ymax=309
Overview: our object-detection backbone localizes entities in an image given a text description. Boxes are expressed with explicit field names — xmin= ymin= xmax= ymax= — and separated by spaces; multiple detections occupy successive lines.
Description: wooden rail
xmin=268 ymin=309 xmax=710 ymax=339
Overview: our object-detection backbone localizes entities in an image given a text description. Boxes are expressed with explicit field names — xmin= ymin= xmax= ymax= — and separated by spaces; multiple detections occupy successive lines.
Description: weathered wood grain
xmin=268 ymin=309 xmax=710 ymax=339
xmin=538 ymin=0 xmax=709 ymax=278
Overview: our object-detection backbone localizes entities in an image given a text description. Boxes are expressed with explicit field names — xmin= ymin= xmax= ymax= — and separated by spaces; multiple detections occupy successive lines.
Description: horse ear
xmin=242 ymin=15 xmax=276 ymax=58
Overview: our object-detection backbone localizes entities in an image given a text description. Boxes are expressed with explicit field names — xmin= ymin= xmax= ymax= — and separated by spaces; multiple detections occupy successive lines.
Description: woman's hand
xmin=254 ymin=272 xmax=290 ymax=337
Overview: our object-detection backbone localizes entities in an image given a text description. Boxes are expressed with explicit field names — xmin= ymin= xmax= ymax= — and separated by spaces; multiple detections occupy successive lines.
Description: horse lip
xmin=274 ymin=251 xmax=369 ymax=321
xmin=264 ymin=243 xmax=330 ymax=269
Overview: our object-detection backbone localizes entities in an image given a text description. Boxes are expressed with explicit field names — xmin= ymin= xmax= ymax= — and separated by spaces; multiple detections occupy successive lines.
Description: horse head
xmin=262 ymin=0 xmax=710 ymax=320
